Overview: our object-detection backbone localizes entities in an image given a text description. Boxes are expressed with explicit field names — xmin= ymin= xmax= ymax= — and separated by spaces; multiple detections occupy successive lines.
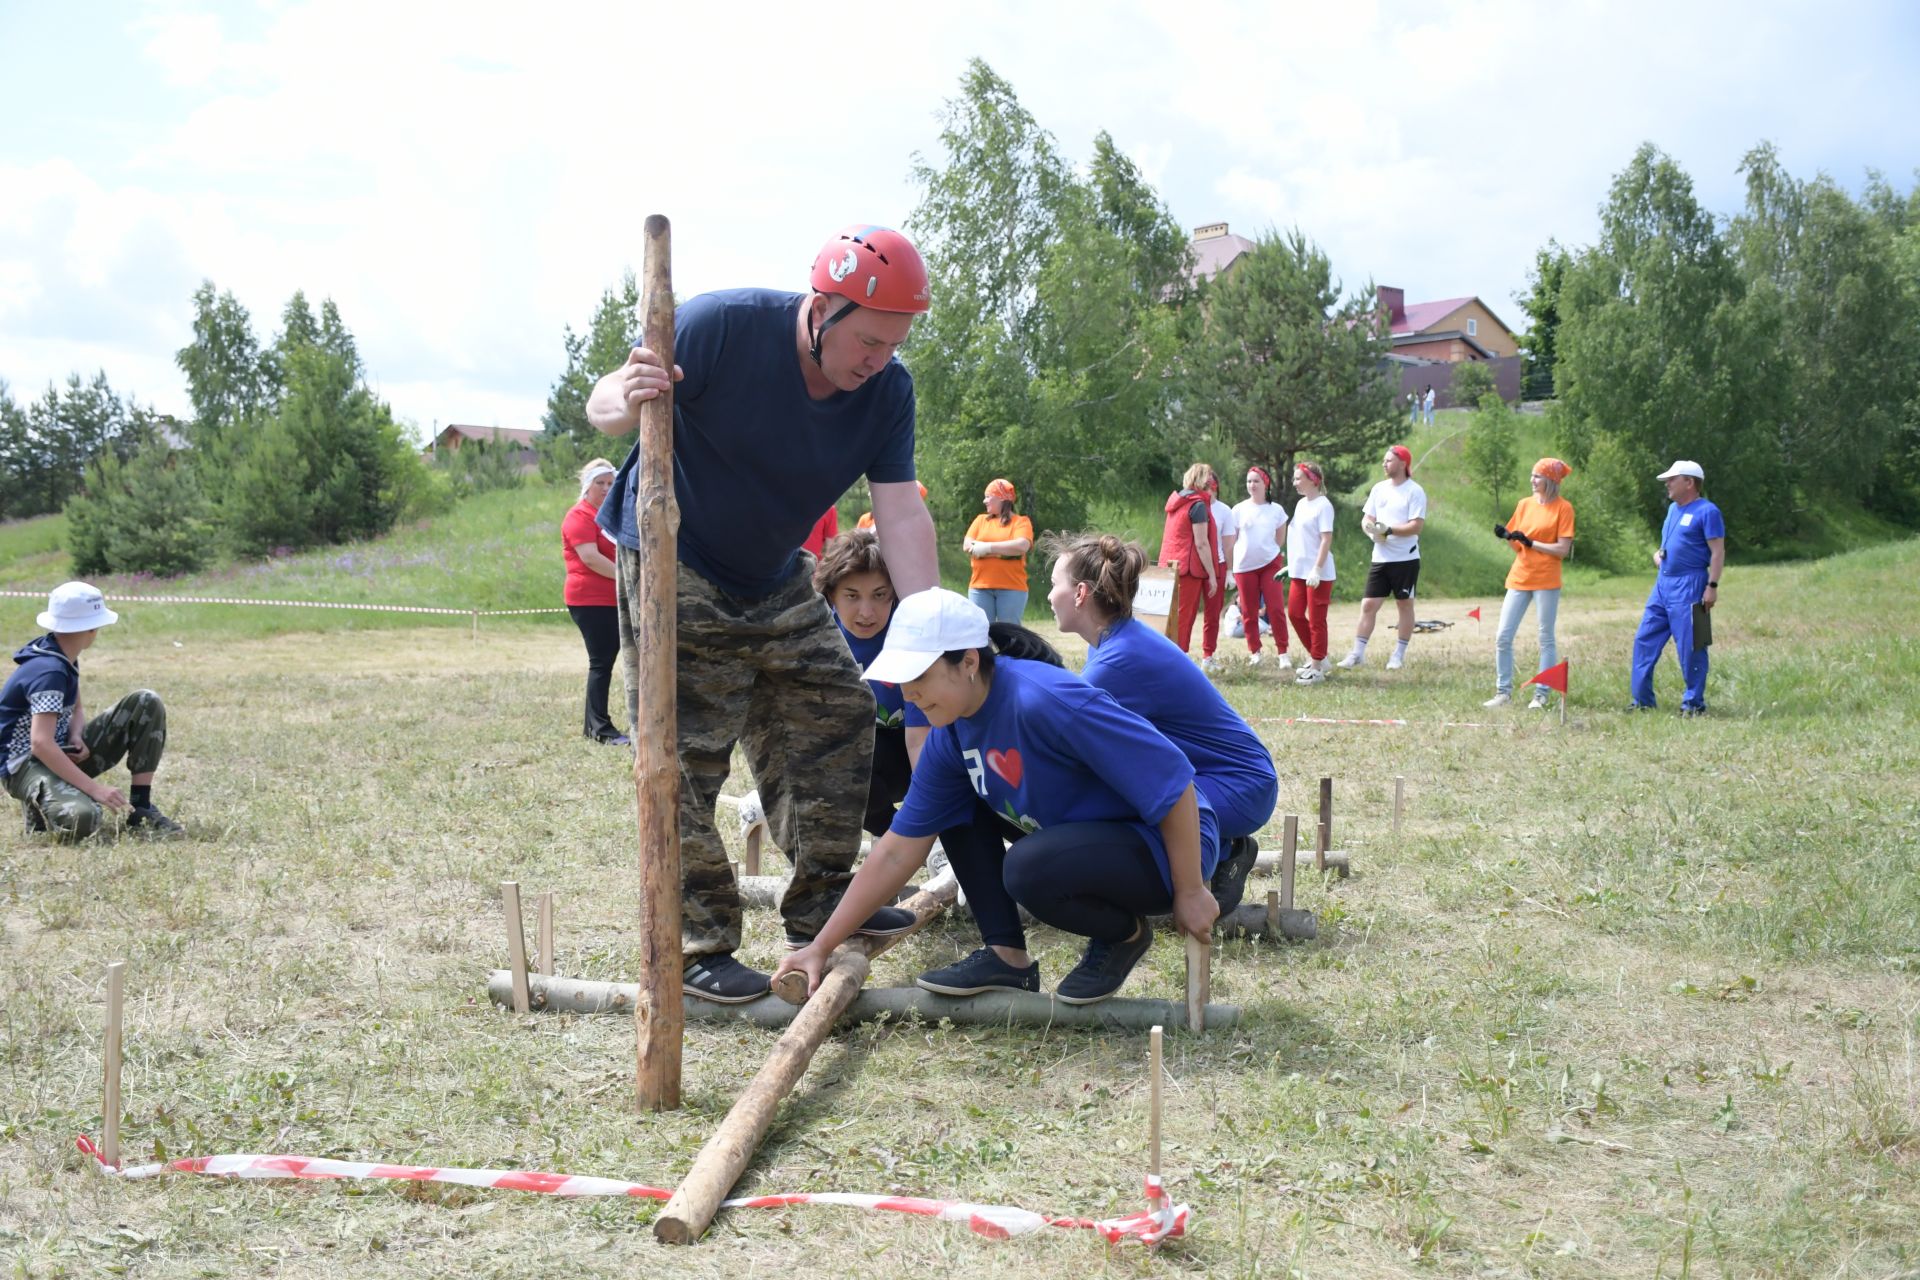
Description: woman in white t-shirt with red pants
xmin=1286 ymin=461 xmax=1337 ymax=684
xmin=1230 ymin=466 xmax=1290 ymax=668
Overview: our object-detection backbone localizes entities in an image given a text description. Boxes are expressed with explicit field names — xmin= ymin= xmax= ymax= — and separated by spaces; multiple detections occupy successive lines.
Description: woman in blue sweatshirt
xmin=774 ymin=589 xmax=1219 ymax=1005
xmin=1045 ymin=533 xmax=1277 ymax=912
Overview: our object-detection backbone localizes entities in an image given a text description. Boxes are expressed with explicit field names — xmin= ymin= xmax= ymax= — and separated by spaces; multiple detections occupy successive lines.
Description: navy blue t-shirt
xmin=1658 ymin=497 xmax=1725 ymax=578
xmin=837 ymin=617 xmax=930 ymax=730
xmin=598 ymin=289 xmax=917 ymax=598
xmin=0 ymin=635 xmax=80 ymax=777
xmin=890 ymin=657 xmax=1220 ymax=890
xmin=1082 ymin=618 xmax=1277 ymax=841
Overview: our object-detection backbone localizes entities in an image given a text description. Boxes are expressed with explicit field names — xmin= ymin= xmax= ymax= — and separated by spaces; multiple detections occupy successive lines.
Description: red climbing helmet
xmin=810 ymin=225 xmax=931 ymax=314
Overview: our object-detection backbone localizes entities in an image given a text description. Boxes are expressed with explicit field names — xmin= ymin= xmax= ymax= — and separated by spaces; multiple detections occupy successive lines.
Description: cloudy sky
xmin=4 ymin=1 xmax=1916 ymax=440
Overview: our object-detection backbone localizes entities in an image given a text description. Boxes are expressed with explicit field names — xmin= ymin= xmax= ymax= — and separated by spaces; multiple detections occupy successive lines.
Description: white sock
xmin=1392 ymin=639 xmax=1409 ymax=662
xmin=1351 ymin=637 xmax=1369 ymax=659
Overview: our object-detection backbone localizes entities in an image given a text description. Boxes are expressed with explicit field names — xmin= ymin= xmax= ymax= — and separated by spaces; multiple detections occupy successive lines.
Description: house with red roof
xmin=1375 ymin=287 xmax=1520 ymax=362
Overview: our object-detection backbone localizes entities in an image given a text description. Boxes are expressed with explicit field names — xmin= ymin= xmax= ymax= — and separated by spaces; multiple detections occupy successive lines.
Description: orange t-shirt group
xmin=1503 ymin=497 xmax=1576 ymax=591
xmin=965 ymin=513 xmax=1035 ymax=592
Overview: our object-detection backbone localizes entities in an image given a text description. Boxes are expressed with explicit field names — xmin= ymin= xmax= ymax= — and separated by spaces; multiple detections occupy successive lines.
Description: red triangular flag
xmin=1526 ymin=661 xmax=1569 ymax=693
xmin=1467 ymin=607 xmax=1482 ymax=621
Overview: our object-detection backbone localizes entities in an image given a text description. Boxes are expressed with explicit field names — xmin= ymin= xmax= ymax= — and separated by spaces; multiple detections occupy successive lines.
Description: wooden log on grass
xmin=484 ymin=970 xmax=1239 ymax=1032
xmin=655 ymin=949 xmax=873 ymax=1244
xmin=1253 ymin=848 xmax=1351 ymax=877
xmin=632 ymin=213 xmax=683 ymax=1112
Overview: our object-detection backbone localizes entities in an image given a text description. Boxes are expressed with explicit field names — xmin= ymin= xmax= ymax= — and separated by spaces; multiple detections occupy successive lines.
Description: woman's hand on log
xmin=1171 ymin=886 xmax=1218 ymax=943
xmin=772 ymin=945 xmax=828 ymax=998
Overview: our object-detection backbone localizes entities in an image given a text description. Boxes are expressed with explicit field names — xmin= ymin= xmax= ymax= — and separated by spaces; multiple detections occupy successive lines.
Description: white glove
xmin=1306 ymin=574 xmax=1322 ymax=590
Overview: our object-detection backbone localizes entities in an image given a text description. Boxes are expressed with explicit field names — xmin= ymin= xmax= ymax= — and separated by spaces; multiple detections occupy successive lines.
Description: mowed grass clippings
xmin=2 ymin=543 xmax=1918 ymax=1278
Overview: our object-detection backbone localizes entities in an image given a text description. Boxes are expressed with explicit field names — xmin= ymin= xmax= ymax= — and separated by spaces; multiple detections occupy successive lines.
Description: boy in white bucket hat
xmin=0 ymin=582 xmax=184 ymax=838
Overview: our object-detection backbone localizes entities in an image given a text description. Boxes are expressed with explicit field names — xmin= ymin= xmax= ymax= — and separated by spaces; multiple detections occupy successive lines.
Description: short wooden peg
xmin=743 ymin=823 xmax=764 ymax=878
xmin=102 ymin=961 xmax=125 ymax=1170
xmin=1149 ymin=1025 xmax=1164 ymax=1179
xmin=1281 ymin=814 xmax=1298 ymax=911
xmin=1184 ymin=935 xmax=1209 ymax=1034
xmin=502 ymin=881 xmax=530 ymax=1015
xmin=537 ymin=891 xmax=555 ymax=977
xmin=1393 ymin=775 xmax=1405 ymax=836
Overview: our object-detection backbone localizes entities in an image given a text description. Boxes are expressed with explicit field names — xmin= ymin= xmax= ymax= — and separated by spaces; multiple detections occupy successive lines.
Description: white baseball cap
xmin=37 ymin=581 xmax=119 ymax=633
xmin=862 ymin=588 xmax=990 ymax=685
xmin=1656 ymin=460 xmax=1705 ymax=481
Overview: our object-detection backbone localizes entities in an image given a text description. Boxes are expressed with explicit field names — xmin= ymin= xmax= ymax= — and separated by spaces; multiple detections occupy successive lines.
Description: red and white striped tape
xmin=76 ymin=1137 xmax=1186 ymax=1245
xmin=1254 ymin=715 xmax=1409 ymax=727
xmin=0 ymin=589 xmax=566 ymax=617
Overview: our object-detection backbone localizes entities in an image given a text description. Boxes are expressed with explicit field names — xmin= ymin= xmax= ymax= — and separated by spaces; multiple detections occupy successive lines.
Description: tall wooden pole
xmin=102 ymin=961 xmax=125 ymax=1169
xmin=633 ymin=214 xmax=683 ymax=1112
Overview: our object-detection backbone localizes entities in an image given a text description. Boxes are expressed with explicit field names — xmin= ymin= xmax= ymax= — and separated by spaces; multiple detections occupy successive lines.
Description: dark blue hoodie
xmin=0 ymin=634 xmax=79 ymax=776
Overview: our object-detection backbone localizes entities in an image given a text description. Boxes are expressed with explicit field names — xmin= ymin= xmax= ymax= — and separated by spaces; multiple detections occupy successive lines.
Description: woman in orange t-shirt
xmin=963 ymin=478 xmax=1035 ymax=623
xmin=1485 ymin=458 xmax=1576 ymax=709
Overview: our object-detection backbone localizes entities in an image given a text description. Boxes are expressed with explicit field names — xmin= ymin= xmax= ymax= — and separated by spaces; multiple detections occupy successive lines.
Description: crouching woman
xmin=774 ymin=589 xmax=1218 ymax=1006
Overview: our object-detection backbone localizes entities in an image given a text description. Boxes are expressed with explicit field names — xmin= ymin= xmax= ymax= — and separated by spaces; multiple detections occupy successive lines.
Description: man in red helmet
xmin=588 ymin=224 xmax=940 ymax=1003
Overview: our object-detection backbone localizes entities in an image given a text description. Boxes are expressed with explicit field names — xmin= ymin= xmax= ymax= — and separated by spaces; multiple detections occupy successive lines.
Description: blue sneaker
xmin=917 ymin=947 xmax=1040 ymax=996
xmin=1055 ymin=918 xmax=1153 ymax=1005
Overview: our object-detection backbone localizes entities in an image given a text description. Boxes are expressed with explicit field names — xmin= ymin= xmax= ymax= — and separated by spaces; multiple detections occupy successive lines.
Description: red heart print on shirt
xmin=985 ymin=748 xmax=1024 ymax=788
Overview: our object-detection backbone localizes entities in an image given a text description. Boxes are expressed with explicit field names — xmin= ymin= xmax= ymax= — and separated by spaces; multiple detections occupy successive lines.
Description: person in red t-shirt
xmin=562 ymin=458 xmax=628 ymax=746
xmin=800 ymin=507 xmax=839 ymax=558
xmin=1159 ymin=463 xmax=1220 ymax=663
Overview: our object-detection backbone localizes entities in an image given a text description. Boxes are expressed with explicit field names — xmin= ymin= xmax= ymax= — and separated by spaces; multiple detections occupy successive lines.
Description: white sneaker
xmin=1386 ymin=651 xmax=1405 ymax=671
xmin=1295 ymin=665 xmax=1325 ymax=685
xmin=1528 ymin=691 xmax=1551 ymax=711
xmin=1335 ymin=652 xmax=1363 ymax=669
xmin=1483 ymin=692 xmax=1511 ymax=708
xmin=1247 ymin=652 xmax=1263 ymax=668
xmin=1275 ymin=654 xmax=1294 ymax=671
xmin=1201 ymin=656 xmax=1222 ymax=674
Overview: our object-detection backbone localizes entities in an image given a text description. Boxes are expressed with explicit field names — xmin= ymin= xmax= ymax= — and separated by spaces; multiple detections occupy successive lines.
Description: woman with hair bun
xmin=1045 ymin=532 xmax=1277 ymax=913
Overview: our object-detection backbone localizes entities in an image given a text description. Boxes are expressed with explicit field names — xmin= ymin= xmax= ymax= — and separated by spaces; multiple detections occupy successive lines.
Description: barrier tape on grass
xmin=76 ymin=1137 xmax=1187 ymax=1245
xmin=0 ymin=589 xmax=565 ymax=618
xmin=1252 ymin=715 xmax=1497 ymax=730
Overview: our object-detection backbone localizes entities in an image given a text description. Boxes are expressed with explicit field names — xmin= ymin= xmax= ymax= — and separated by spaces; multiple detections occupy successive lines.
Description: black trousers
xmin=568 ymin=604 xmax=622 ymax=741
xmin=863 ymin=723 xmax=914 ymax=837
xmin=939 ymin=801 xmax=1172 ymax=948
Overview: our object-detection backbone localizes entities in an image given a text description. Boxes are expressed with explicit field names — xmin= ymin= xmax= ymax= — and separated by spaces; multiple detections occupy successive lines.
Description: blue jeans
xmin=968 ymin=588 xmax=1028 ymax=624
xmin=1494 ymin=587 xmax=1560 ymax=697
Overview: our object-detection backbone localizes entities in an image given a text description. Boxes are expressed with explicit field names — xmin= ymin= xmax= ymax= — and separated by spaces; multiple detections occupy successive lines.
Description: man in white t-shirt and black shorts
xmin=1338 ymin=444 xmax=1428 ymax=672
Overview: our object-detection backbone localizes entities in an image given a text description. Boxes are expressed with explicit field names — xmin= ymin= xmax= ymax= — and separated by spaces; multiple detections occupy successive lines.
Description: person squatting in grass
xmin=1229 ymin=465 xmax=1289 ymax=669
xmin=588 ymin=224 xmax=941 ymax=1004
xmin=561 ymin=458 xmax=630 ymax=746
xmin=1045 ymin=533 xmax=1278 ymax=915
xmin=1629 ymin=460 xmax=1725 ymax=716
xmin=1286 ymin=461 xmax=1337 ymax=685
xmin=1485 ymin=458 xmax=1577 ymax=710
xmin=1339 ymin=443 xmax=1428 ymax=673
xmin=0 ymin=582 xmax=183 ymax=839
xmin=774 ymin=589 xmax=1220 ymax=1005
xmin=812 ymin=528 xmax=929 ymax=837
xmin=1159 ymin=463 xmax=1221 ymax=667
xmin=962 ymin=477 xmax=1034 ymax=624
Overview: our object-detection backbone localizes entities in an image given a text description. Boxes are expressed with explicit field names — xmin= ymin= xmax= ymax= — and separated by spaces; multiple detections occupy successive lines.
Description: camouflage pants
xmin=4 ymin=689 xmax=167 ymax=840
xmin=617 ymin=548 xmax=873 ymax=959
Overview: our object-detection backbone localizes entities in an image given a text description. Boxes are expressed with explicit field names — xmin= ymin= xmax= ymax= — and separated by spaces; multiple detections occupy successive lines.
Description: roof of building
xmin=437 ymin=424 xmax=539 ymax=447
xmin=1188 ymin=223 xmax=1258 ymax=283
xmin=1390 ymin=328 xmax=1497 ymax=360
xmin=1391 ymin=296 xmax=1477 ymax=336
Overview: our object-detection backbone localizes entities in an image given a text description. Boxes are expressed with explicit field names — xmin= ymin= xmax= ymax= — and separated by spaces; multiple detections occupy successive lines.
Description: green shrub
xmin=65 ymin=440 xmax=216 ymax=577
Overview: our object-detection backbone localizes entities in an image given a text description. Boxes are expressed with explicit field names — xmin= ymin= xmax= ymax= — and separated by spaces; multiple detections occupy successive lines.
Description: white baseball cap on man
xmin=862 ymin=588 xmax=990 ymax=685
xmin=37 ymin=581 xmax=119 ymax=633
xmin=1656 ymin=460 xmax=1705 ymax=482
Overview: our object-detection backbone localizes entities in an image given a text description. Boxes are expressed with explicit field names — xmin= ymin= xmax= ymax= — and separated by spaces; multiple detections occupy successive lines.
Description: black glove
xmin=1493 ymin=523 xmax=1509 ymax=540
xmin=1512 ymin=531 xmax=1534 ymax=548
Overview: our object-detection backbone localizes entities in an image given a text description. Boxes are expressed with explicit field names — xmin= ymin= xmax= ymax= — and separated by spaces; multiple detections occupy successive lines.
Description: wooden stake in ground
xmin=655 ymin=950 xmax=873 ymax=1245
xmin=1280 ymin=814 xmax=1298 ymax=910
xmin=1393 ymin=775 xmax=1405 ymax=836
xmin=1184 ymin=936 xmax=1209 ymax=1035
xmin=1149 ymin=1024 xmax=1164 ymax=1180
xmin=632 ymin=213 xmax=683 ymax=1113
xmin=742 ymin=823 xmax=763 ymax=878
xmin=102 ymin=961 xmax=125 ymax=1169
xmin=537 ymin=891 xmax=555 ymax=977
xmin=1317 ymin=776 xmax=1333 ymax=872
xmin=501 ymin=882 xmax=530 ymax=1015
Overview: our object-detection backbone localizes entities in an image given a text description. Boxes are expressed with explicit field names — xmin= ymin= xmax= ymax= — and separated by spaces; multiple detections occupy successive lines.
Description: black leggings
xmin=864 ymin=723 xmax=913 ymax=837
xmin=568 ymin=604 xmax=622 ymax=740
xmin=939 ymin=802 xmax=1172 ymax=948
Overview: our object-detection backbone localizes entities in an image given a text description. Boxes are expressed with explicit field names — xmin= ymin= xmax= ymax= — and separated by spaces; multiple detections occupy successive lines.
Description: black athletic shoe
xmin=681 ymin=954 xmax=771 ymax=1004
xmin=126 ymin=804 xmax=186 ymax=838
xmin=595 ymin=733 xmax=632 ymax=748
xmin=1210 ymin=835 xmax=1259 ymax=914
xmin=784 ymin=904 xmax=919 ymax=950
xmin=916 ymin=947 xmax=1041 ymax=996
xmin=1055 ymin=918 xmax=1154 ymax=1005
xmin=1679 ymin=705 xmax=1707 ymax=718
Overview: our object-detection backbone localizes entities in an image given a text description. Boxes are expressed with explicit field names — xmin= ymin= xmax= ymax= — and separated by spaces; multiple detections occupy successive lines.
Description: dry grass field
xmin=3 ymin=541 xmax=1918 ymax=1278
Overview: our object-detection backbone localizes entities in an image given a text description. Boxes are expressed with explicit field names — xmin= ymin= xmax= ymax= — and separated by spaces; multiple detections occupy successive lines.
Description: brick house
xmin=425 ymin=424 xmax=540 ymax=470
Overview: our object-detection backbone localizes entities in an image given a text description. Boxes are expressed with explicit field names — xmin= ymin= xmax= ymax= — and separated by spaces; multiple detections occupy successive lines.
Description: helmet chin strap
xmin=808 ymin=294 xmax=859 ymax=367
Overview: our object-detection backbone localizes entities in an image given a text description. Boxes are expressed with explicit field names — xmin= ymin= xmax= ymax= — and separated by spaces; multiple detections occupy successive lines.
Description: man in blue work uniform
xmin=1628 ymin=460 xmax=1725 ymax=716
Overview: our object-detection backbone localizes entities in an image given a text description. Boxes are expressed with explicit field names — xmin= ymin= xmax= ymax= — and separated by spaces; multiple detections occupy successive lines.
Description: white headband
xmin=579 ymin=464 xmax=616 ymax=499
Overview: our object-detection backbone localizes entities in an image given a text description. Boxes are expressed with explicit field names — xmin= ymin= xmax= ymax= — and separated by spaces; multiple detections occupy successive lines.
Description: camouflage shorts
xmin=4 ymin=689 xmax=167 ymax=840
xmin=617 ymin=549 xmax=873 ymax=959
